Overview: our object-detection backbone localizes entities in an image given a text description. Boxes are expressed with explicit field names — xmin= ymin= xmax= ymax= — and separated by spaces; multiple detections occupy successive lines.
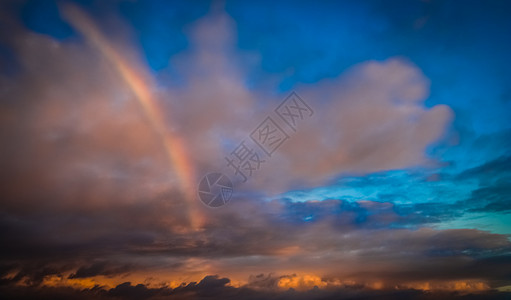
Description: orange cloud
xmin=277 ymin=274 xmax=327 ymax=290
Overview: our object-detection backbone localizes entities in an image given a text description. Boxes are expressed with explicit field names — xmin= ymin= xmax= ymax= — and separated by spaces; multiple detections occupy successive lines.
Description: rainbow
xmin=62 ymin=5 xmax=202 ymax=229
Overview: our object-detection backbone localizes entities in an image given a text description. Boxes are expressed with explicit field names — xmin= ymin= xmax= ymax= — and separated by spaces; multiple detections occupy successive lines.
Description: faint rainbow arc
xmin=63 ymin=5 xmax=201 ymax=228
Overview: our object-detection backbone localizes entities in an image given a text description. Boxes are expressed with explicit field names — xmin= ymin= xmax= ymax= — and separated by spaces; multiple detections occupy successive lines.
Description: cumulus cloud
xmin=0 ymin=2 xmax=454 ymax=209
xmin=247 ymin=57 xmax=453 ymax=192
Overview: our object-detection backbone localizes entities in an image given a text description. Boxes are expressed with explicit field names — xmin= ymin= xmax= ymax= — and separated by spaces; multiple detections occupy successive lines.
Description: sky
xmin=0 ymin=0 xmax=510 ymax=299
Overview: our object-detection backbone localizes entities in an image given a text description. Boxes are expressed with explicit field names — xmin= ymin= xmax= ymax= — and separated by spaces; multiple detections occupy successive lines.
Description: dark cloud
xmin=456 ymin=155 xmax=511 ymax=181
xmin=1 ymin=275 xmax=511 ymax=300
xmin=2 ymin=195 xmax=511 ymax=292
xmin=107 ymin=282 xmax=164 ymax=300
xmin=69 ymin=262 xmax=132 ymax=279
xmin=452 ymin=155 xmax=511 ymax=213
xmin=468 ymin=183 xmax=511 ymax=213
